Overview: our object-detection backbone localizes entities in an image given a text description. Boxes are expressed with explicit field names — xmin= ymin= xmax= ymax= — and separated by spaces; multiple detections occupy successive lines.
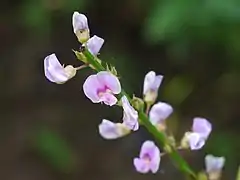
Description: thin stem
xmin=75 ymin=64 xmax=88 ymax=70
xmin=145 ymin=102 xmax=151 ymax=115
xmin=80 ymin=49 xmax=197 ymax=179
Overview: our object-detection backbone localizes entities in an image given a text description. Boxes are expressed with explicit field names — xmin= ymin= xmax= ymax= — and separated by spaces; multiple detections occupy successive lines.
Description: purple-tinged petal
xmin=44 ymin=54 xmax=69 ymax=83
xmin=86 ymin=35 xmax=104 ymax=55
xmin=134 ymin=140 xmax=160 ymax=173
xmin=192 ymin=117 xmax=212 ymax=138
xmin=140 ymin=141 xmax=159 ymax=160
xmin=149 ymin=147 xmax=161 ymax=173
xmin=152 ymin=75 xmax=163 ymax=91
xmin=97 ymin=71 xmax=121 ymax=94
xmin=205 ymin=155 xmax=225 ymax=173
xmin=187 ymin=132 xmax=206 ymax=150
xmin=98 ymin=119 xmax=130 ymax=139
xmin=83 ymin=74 xmax=103 ymax=103
xmin=143 ymin=71 xmax=155 ymax=95
xmin=99 ymin=92 xmax=118 ymax=106
xmin=72 ymin=12 xmax=88 ymax=33
xmin=121 ymin=96 xmax=139 ymax=131
xmin=143 ymin=71 xmax=163 ymax=95
xmin=133 ymin=158 xmax=150 ymax=173
xmin=83 ymin=71 xmax=120 ymax=106
xmin=149 ymin=102 xmax=173 ymax=125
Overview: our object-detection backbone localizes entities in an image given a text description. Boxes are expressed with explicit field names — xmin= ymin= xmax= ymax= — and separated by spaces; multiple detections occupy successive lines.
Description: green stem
xmin=81 ymin=49 xmax=197 ymax=179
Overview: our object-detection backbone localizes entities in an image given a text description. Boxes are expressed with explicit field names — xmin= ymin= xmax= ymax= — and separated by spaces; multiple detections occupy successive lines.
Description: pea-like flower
xmin=98 ymin=119 xmax=131 ymax=139
xmin=121 ymin=96 xmax=139 ymax=131
xmin=149 ymin=102 xmax=173 ymax=131
xmin=72 ymin=12 xmax=90 ymax=43
xmin=84 ymin=35 xmax=104 ymax=55
xmin=133 ymin=140 xmax=161 ymax=173
xmin=98 ymin=96 xmax=139 ymax=139
xmin=205 ymin=154 xmax=225 ymax=180
xmin=143 ymin=71 xmax=163 ymax=103
xmin=83 ymin=71 xmax=121 ymax=106
xmin=44 ymin=53 xmax=76 ymax=84
xmin=205 ymin=155 xmax=225 ymax=173
xmin=192 ymin=117 xmax=212 ymax=138
xmin=186 ymin=118 xmax=212 ymax=150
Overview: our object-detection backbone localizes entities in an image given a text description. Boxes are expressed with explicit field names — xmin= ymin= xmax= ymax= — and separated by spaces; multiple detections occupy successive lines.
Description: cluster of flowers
xmin=43 ymin=11 xmax=225 ymax=179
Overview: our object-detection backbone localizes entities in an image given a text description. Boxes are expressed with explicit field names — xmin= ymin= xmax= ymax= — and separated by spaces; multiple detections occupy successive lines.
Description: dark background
xmin=0 ymin=0 xmax=239 ymax=179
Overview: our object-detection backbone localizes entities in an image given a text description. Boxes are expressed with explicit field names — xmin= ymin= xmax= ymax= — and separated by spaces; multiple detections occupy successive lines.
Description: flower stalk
xmin=80 ymin=48 xmax=197 ymax=179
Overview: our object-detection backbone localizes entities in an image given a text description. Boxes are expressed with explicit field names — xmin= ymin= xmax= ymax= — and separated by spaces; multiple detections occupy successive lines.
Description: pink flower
xmin=98 ymin=119 xmax=131 ymax=139
xmin=133 ymin=141 xmax=161 ymax=173
xmin=83 ymin=71 xmax=121 ymax=106
xmin=98 ymin=96 xmax=138 ymax=139
xmin=186 ymin=117 xmax=212 ymax=150
xmin=121 ymin=96 xmax=139 ymax=131
xmin=44 ymin=53 xmax=76 ymax=84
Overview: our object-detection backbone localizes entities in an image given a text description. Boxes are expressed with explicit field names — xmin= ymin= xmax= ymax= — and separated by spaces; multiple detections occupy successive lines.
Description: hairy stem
xmin=81 ymin=49 xmax=197 ymax=179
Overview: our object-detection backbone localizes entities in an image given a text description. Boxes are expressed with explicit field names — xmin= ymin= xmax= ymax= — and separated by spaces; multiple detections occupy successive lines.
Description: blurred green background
xmin=0 ymin=0 xmax=240 ymax=179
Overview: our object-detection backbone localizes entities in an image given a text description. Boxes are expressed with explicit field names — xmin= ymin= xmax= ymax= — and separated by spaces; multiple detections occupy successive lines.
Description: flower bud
xmin=143 ymin=71 xmax=163 ymax=104
xmin=72 ymin=12 xmax=90 ymax=43
xmin=205 ymin=155 xmax=225 ymax=180
xmin=131 ymin=96 xmax=144 ymax=112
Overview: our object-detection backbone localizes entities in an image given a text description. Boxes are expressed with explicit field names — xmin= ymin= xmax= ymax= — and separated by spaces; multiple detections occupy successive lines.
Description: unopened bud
xmin=131 ymin=96 xmax=144 ymax=112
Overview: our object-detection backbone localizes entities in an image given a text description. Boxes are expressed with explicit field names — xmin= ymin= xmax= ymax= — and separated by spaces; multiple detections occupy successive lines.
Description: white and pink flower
xmin=133 ymin=141 xmax=161 ymax=173
xmin=83 ymin=71 xmax=121 ymax=106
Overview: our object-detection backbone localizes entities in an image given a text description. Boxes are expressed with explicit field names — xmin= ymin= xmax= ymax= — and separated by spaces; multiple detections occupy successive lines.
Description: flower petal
xmin=121 ymin=96 xmax=139 ymax=131
xmin=83 ymin=74 xmax=103 ymax=103
xmin=192 ymin=117 xmax=212 ymax=138
xmin=44 ymin=54 xmax=69 ymax=83
xmin=86 ymin=35 xmax=104 ymax=55
xmin=99 ymin=92 xmax=118 ymax=106
xmin=143 ymin=71 xmax=163 ymax=95
xmin=98 ymin=119 xmax=130 ymax=139
xmin=133 ymin=158 xmax=150 ymax=173
xmin=205 ymin=155 xmax=225 ymax=173
xmin=72 ymin=12 xmax=88 ymax=33
xmin=136 ymin=141 xmax=161 ymax=173
xmin=143 ymin=71 xmax=156 ymax=95
xmin=149 ymin=102 xmax=173 ymax=125
xmin=140 ymin=141 xmax=159 ymax=160
xmin=149 ymin=147 xmax=161 ymax=173
xmin=186 ymin=132 xmax=206 ymax=150
xmin=152 ymin=75 xmax=163 ymax=91
xmin=96 ymin=71 xmax=121 ymax=94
